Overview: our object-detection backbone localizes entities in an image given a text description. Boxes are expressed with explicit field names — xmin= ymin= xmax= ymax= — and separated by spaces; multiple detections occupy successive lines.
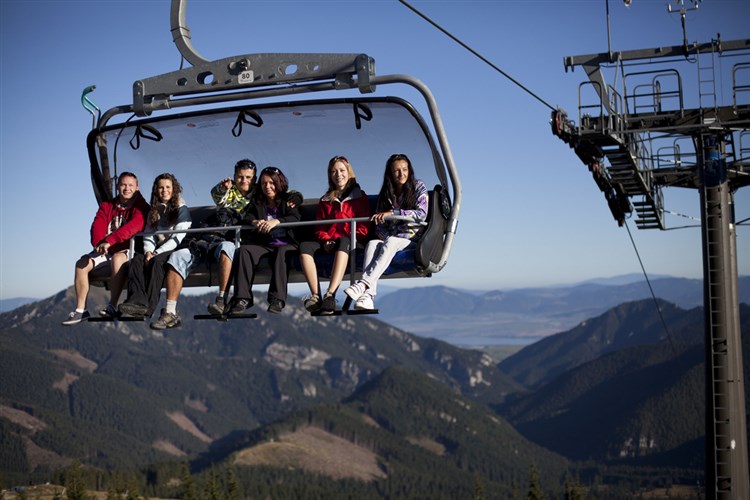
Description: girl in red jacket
xmin=300 ymin=156 xmax=371 ymax=315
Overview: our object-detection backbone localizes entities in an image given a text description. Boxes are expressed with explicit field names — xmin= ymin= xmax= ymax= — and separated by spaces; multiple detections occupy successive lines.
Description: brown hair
xmin=148 ymin=173 xmax=183 ymax=227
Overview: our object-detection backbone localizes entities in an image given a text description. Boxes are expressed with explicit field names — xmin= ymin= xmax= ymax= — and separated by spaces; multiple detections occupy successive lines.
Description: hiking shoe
xmin=119 ymin=302 xmax=148 ymax=318
xmin=354 ymin=293 xmax=375 ymax=311
xmin=62 ymin=310 xmax=90 ymax=326
xmin=304 ymin=294 xmax=321 ymax=313
xmin=344 ymin=281 xmax=367 ymax=301
xmin=267 ymin=299 xmax=284 ymax=314
xmin=227 ymin=298 xmax=251 ymax=316
xmin=150 ymin=309 xmax=182 ymax=330
xmin=207 ymin=296 xmax=226 ymax=316
xmin=320 ymin=293 xmax=336 ymax=315
xmin=99 ymin=303 xmax=119 ymax=319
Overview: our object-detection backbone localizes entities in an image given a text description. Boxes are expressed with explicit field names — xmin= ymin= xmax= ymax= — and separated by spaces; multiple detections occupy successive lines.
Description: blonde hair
xmin=326 ymin=155 xmax=356 ymax=199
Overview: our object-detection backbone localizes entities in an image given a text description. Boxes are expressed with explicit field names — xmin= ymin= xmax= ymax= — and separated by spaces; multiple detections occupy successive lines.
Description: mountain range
xmin=1 ymin=282 xmax=748 ymax=497
xmin=377 ymin=276 xmax=750 ymax=345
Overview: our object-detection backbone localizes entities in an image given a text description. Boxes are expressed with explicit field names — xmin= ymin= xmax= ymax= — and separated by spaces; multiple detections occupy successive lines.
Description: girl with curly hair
xmin=119 ymin=173 xmax=192 ymax=318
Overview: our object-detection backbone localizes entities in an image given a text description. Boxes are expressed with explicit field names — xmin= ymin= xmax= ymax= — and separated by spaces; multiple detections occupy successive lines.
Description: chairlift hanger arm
xmin=133 ymin=52 xmax=376 ymax=116
xmin=170 ymin=0 xmax=208 ymax=66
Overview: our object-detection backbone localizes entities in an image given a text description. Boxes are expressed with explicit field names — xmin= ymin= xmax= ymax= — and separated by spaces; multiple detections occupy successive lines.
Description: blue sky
xmin=1 ymin=0 xmax=749 ymax=300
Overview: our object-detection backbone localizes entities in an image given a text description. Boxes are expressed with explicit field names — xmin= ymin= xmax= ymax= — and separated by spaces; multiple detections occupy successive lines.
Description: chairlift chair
xmin=84 ymin=0 xmax=461 ymax=313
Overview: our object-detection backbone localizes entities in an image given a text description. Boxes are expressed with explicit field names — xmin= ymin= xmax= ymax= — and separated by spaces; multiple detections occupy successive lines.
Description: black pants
xmin=233 ymin=243 xmax=297 ymax=305
xmin=124 ymin=252 xmax=172 ymax=315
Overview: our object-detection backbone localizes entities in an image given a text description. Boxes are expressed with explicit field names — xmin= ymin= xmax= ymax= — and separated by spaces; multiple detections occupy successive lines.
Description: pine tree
xmin=65 ymin=460 xmax=90 ymax=500
xmin=106 ymin=482 xmax=121 ymax=500
xmin=125 ymin=473 xmax=141 ymax=500
xmin=204 ymin=466 xmax=224 ymax=500
xmin=180 ymin=460 xmax=198 ymax=500
xmin=226 ymin=464 xmax=241 ymax=500
xmin=564 ymin=474 xmax=586 ymax=500
xmin=473 ymin=474 xmax=486 ymax=500
xmin=525 ymin=463 xmax=545 ymax=500
xmin=511 ymin=478 xmax=520 ymax=500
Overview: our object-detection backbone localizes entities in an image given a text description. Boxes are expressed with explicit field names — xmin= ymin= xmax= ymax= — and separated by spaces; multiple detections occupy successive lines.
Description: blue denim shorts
xmin=167 ymin=241 xmax=238 ymax=279
xmin=166 ymin=248 xmax=196 ymax=280
xmin=213 ymin=240 xmax=237 ymax=262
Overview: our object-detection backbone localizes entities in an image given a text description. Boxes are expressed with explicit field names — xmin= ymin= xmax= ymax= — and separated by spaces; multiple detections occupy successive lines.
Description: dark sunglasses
xmin=236 ymin=158 xmax=257 ymax=170
xmin=330 ymin=155 xmax=349 ymax=164
xmin=261 ymin=166 xmax=281 ymax=175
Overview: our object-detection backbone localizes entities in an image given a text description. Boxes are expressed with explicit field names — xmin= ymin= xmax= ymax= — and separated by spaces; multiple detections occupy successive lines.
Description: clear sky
xmin=1 ymin=0 xmax=749 ymax=300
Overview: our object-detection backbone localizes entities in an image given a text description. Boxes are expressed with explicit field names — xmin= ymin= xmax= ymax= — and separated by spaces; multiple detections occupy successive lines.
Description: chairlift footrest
xmin=193 ymin=313 xmax=257 ymax=321
xmin=344 ymin=309 xmax=379 ymax=315
xmin=88 ymin=316 xmax=145 ymax=322
xmin=310 ymin=310 xmax=344 ymax=317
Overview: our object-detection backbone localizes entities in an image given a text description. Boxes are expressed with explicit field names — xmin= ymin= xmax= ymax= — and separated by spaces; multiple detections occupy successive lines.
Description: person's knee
xmin=75 ymin=255 xmax=93 ymax=270
xmin=220 ymin=251 xmax=233 ymax=264
xmin=215 ymin=242 xmax=235 ymax=261
xmin=166 ymin=264 xmax=184 ymax=282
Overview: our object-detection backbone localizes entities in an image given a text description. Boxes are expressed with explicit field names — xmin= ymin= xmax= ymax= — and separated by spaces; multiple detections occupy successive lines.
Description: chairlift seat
xmin=89 ymin=186 xmax=447 ymax=290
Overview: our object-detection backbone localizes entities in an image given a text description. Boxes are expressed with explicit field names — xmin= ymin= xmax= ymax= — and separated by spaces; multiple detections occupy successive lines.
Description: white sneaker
xmin=344 ymin=281 xmax=367 ymax=301
xmin=354 ymin=293 xmax=374 ymax=311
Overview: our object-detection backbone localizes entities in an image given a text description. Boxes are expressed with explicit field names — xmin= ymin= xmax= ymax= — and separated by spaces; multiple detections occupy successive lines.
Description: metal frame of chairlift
xmin=551 ymin=11 xmax=750 ymax=498
xmin=82 ymin=0 xmax=461 ymax=317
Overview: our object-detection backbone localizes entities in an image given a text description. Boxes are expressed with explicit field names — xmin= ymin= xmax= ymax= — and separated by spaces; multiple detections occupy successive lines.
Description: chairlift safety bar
xmin=126 ymin=215 xmax=425 ymax=286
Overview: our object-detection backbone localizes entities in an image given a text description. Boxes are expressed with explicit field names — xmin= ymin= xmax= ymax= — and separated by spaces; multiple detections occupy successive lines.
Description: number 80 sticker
xmin=238 ymin=71 xmax=254 ymax=84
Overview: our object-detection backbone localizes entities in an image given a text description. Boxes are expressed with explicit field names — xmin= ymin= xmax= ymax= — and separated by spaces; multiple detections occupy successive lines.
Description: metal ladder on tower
xmin=698 ymin=40 xmax=718 ymax=124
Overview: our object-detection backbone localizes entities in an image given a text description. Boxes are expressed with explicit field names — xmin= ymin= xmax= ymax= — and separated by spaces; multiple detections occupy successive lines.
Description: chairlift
xmin=84 ymin=0 xmax=461 ymax=314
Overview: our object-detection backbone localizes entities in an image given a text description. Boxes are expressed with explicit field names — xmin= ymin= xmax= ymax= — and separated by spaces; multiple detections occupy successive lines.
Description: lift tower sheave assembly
xmin=551 ymin=6 xmax=750 ymax=499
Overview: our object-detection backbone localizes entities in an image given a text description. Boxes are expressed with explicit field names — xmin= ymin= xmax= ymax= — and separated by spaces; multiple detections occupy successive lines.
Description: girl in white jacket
xmin=119 ymin=173 xmax=192 ymax=318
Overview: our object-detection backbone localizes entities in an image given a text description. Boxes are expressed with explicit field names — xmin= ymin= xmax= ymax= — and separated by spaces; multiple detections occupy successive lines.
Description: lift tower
xmin=550 ymin=9 xmax=750 ymax=499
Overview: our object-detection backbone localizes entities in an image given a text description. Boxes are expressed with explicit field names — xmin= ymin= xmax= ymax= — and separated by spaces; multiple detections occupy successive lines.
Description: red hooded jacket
xmin=314 ymin=184 xmax=371 ymax=243
xmin=90 ymin=191 xmax=150 ymax=254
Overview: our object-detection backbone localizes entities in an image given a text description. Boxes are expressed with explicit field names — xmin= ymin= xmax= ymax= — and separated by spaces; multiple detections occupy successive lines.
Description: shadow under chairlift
xmin=83 ymin=0 xmax=461 ymax=320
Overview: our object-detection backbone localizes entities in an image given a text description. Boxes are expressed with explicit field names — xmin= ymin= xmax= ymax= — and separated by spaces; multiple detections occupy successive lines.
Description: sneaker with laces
xmin=267 ymin=299 xmax=284 ymax=314
xmin=227 ymin=298 xmax=251 ymax=316
xmin=150 ymin=309 xmax=182 ymax=330
xmin=62 ymin=310 xmax=90 ymax=326
xmin=207 ymin=296 xmax=226 ymax=316
xmin=119 ymin=302 xmax=148 ymax=318
xmin=320 ymin=293 xmax=336 ymax=315
xmin=354 ymin=293 xmax=375 ymax=311
xmin=99 ymin=303 xmax=119 ymax=319
xmin=304 ymin=294 xmax=321 ymax=313
xmin=344 ymin=281 xmax=367 ymax=301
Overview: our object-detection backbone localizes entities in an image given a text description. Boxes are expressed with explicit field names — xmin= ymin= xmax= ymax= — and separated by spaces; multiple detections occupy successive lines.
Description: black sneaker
xmin=150 ymin=309 xmax=182 ymax=330
xmin=62 ymin=310 xmax=90 ymax=326
xmin=207 ymin=296 xmax=226 ymax=316
xmin=304 ymin=294 xmax=321 ymax=313
xmin=99 ymin=303 xmax=119 ymax=319
xmin=227 ymin=298 xmax=251 ymax=316
xmin=119 ymin=302 xmax=149 ymax=318
xmin=320 ymin=293 xmax=336 ymax=315
xmin=267 ymin=299 xmax=284 ymax=314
